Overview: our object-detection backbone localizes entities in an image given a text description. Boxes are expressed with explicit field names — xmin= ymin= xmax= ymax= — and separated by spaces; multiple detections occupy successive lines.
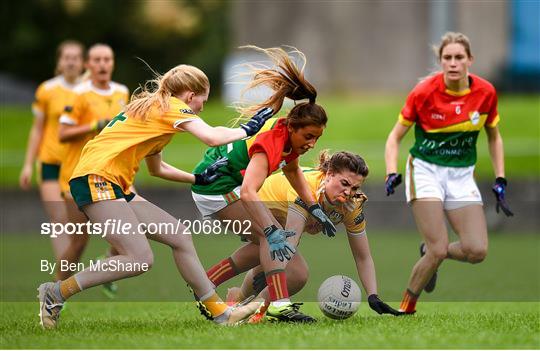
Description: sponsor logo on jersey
xmin=431 ymin=113 xmax=445 ymax=120
xmin=328 ymin=210 xmax=343 ymax=223
xmin=470 ymin=111 xmax=480 ymax=125
xmin=353 ymin=212 xmax=364 ymax=225
xmin=294 ymin=197 xmax=309 ymax=210
xmin=180 ymin=108 xmax=195 ymax=115
xmin=455 ymin=105 xmax=461 ymax=115
xmin=64 ymin=105 xmax=73 ymax=112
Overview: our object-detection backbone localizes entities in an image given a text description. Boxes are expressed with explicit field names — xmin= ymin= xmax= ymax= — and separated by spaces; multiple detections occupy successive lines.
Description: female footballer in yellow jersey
xmin=20 ymin=40 xmax=84 ymax=280
xmin=37 ymin=63 xmax=273 ymax=328
xmin=58 ymin=43 xmax=128 ymax=292
xmin=207 ymin=151 xmax=401 ymax=322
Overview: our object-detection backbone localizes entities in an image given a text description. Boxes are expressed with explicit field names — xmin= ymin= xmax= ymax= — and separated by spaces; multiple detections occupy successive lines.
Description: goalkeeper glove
xmin=194 ymin=157 xmax=228 ymax=185
xmin=385 ymin=173 xmax=402 ymax=196
xmin=307 ymin=204 xmax=337 ymax=237
xmin=240 ymin=107 xmax=274 ymax=137
xmin=492 ymin=177 xmax=513 ymax=217
xmin=264 ymin=225 xmax=296 ymax=262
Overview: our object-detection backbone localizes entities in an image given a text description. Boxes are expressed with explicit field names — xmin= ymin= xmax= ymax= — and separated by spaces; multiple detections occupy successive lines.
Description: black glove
xmin=240 ymin=107 xmax=274 ymax=137
xmin=194 ymin=157 xmax=228 ymax=185
xmin=492 ymin=177 xmax=513 ymax=217
xmin=307 ymin=204 xmax=337 ymax=237
xmin=368 ymin=294 xmax=403 ymax=316
xmin=385 ymin=173 xmax=402 ymax=196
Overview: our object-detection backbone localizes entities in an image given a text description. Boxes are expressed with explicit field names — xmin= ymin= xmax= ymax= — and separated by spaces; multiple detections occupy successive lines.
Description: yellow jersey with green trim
xmin=32 ymin=76 xmax=78 ymax=164
xmin=259 ymin=169 xmax=367 ymax=236
xmin=59 ymin=80 xmax=128 ymax=192
xmin=398 ymin=73 xmax=499 ymax=167
xmin=71 ymin=96 xmax=200 ymax=193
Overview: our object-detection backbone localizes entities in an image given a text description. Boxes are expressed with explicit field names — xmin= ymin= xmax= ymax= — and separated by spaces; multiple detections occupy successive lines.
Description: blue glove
xmin=385 ymin=173 xmax=402 ymax=196
xmin=307 ymin=204 xmax=336 ymax=237
xmin=492 ymin=177 xmax=513 ymax=217
xmin=194 ymin=157 xmax=228 ymax=185
xmin=240 ymin=107 xmax=274 ymax=137
xmin=263 ymin=225 xmax=296 ymax=262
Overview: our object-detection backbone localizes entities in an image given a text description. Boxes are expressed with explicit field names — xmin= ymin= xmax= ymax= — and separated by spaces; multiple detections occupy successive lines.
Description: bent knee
xmin=464 ymin=247 xmax=487 ymax=264
xmin=426 ymin=247 xmax=448 ymax=262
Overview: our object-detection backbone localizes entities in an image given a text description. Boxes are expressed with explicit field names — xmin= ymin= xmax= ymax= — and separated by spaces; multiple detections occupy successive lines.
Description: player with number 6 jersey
xmin=384 ymin=32 xmax=512 ymax=315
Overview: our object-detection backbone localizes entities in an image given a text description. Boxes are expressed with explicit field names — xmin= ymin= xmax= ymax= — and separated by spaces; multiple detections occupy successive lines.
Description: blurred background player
xmin=191 ymin=46 xmax=336 ymax=322
xmin=58 ymin=43 xmax=128 ymax=297
xmin=384 ymin=32 xmax=513 ymax=314
xmin=19 ymin=40 xmax=85 ymax=281
xmin=208 ymin=151 xmax=401 ymax=322
xmin=37 ymin=62 xmax=274 ymax=328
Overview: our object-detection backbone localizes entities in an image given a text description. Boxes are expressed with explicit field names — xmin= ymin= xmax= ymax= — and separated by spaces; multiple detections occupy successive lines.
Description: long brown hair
xmin=317 ymin=150 xmax=369 ymax=177
xmin=54 ymin=40 xmax=85 ymax=75
xmin=238 ymin=46 xmax=327 ymax=129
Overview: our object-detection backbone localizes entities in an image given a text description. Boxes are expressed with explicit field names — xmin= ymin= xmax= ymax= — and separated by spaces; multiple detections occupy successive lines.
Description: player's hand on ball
xmin=307 ymin=204 xmax=336 ymax=237
xmin=385 ymin=173 xmax=402 ymax=196
xmin=263 ymin=225 xmax=296 ymax=262
xmin=194 ymin=157 xmax=228 ymax=185
xmin=492 ymin=177 xmax=513 ymax=217
xmin=240 ymin=107 xmax=274 ymax=137
xmin=368 ymin=294 xmax=403 ymax=316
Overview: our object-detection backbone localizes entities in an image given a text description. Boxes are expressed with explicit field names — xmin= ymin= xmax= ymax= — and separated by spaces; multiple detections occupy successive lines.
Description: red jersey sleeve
xmin=485 ymin=89 xmax=500 ymax=128
xmin=398 ymin=89 xmax=417 ymax=126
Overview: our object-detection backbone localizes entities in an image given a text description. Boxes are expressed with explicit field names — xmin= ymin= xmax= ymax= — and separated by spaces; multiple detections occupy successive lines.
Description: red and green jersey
xmin=191 ymin=118 xmax=299 ymax=195
xmin=398 ymin=73 xmax=499 ymax=167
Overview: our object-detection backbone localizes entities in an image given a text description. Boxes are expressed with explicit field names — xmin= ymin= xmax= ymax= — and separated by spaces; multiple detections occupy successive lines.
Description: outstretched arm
xmin=180 ymin=107 xmax=274 ymax=147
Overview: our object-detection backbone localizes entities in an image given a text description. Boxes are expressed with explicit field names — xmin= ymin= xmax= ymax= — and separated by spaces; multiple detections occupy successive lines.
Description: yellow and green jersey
xmin=71 ymin=96 xmax=200 ymax=193
xmin=259 ymin=169 xmax=367 ymax=236
xmin=59 ymin=80 xmax=128 ymax=192
xmin=399 ymin=73 xmax=499 ymax=167
xmin=32 ymin=76 xmax=79 ymax=164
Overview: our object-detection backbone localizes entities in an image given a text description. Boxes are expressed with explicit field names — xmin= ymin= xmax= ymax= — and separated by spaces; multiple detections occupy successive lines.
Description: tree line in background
xmin=2 ymin=0 xmax=230 ymax=93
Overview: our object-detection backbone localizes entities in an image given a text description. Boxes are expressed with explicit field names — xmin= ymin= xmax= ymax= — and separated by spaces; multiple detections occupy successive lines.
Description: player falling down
xmin=206 ymin=151 xmax=402 ymax=323
xmin=190 ymin=46 xmax=338 ymax=323
xmin=37 ymin=62 xmax=276 ymax=329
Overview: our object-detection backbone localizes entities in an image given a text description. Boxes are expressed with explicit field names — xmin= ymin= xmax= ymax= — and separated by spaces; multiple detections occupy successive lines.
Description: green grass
xmin=1 ymin=231 xmax=539 ymax=348
xmin=1 ymin=95 xmax=539 ymax=188
xmin=1 ymin=302 xmax=538 ymax=349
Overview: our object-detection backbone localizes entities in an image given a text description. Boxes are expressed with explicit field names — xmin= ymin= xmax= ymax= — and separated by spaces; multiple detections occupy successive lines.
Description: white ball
xmin=317 ymin=275 xmax=361 ymax=320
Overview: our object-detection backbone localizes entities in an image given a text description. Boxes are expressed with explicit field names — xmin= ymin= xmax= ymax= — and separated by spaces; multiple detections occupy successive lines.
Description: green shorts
xmin=69 ymin=174 xmax=135 ymax=209
xmin=38 ymin=162 xmax=60 ymax=181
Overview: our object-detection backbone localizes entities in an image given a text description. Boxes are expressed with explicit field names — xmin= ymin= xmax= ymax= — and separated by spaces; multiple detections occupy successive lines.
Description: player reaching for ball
xmin=206 ymin=151 xmax=402 ymax=322
xmin=191 ymin=46 xmax=336 ymax=322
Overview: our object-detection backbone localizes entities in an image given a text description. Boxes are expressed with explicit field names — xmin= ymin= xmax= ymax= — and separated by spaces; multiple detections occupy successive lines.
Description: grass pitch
xmin=1 ymin=302 xmax=539 ymax=349
xmin=1 ymin=231 xmax=538 ymax=349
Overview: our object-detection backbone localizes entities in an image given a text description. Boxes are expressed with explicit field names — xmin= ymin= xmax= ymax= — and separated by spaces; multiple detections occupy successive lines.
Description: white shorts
xmin=405 ymin=156 xmax=483 ymax=210
xmin=191 ymin=186 xmax=242 ymax=218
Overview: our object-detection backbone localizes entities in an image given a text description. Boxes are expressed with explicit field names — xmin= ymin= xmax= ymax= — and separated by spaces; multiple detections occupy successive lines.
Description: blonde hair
xmin=237 ymin=46 xmax=327 ymax=129
xmin=54 ymin=40 xmax=85 ymax=75
xmin=125 ymin=64 xmax=209 ymax=120
xmin=433 ymin=32 xmax=473 ymax=60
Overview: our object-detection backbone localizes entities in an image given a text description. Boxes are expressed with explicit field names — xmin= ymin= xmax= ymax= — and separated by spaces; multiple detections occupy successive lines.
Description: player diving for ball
xmin=206 ymin=150 xmax=402 ymax=322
